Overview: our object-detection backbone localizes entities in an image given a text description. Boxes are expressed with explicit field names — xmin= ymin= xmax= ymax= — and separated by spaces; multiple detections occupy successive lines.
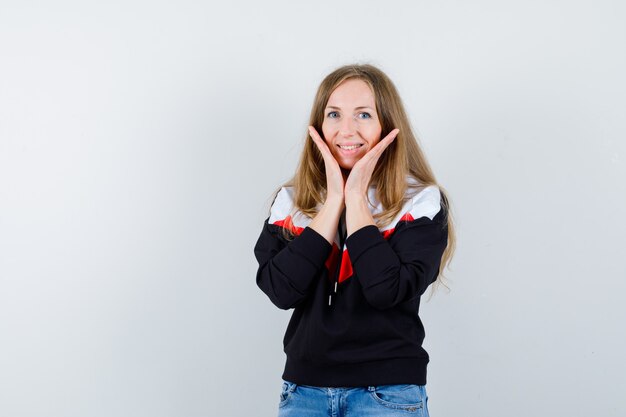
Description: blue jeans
xmin=277 ymin=380 xmax=430 ymax=416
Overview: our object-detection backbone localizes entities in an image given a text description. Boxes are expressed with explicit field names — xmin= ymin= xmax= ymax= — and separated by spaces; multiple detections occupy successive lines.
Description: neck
xmin=341 ymin=168 xmax=350 ymax=183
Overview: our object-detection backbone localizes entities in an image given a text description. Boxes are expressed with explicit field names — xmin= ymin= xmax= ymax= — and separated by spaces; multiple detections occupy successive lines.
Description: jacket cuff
xmin=344 ymin=224 xmax=385 ymax=263
xmin=291 ymin=226 xmax=333 ymax=266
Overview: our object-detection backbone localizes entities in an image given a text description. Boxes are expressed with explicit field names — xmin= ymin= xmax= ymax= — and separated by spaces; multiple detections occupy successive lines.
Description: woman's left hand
xmin=344 ymin=128 xmax=399 ymax=200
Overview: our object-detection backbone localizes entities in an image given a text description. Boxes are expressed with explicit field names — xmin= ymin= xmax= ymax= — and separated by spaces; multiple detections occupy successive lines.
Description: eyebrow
xmin=325 ymin=105 xmax=374 ymax=111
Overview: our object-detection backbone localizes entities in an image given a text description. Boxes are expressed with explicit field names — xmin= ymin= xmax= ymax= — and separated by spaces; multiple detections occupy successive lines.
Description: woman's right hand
xmin=306 ymin=126 xmax=345 ymax=244
xmin=308 ymin=126 xmax=345 ymax=205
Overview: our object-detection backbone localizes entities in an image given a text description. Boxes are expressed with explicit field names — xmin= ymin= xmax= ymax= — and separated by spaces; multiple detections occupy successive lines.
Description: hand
xmin=344 ymin=128 xmax=399 ymax=200
xmin=308 ymin=126 xmax=345 ymax=204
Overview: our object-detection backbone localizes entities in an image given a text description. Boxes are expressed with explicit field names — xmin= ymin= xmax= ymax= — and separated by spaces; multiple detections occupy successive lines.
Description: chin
xmin=338 ymin=161 xmax=356 ymax=170
xmin=333 ymin=152 xmax=363 ymax=171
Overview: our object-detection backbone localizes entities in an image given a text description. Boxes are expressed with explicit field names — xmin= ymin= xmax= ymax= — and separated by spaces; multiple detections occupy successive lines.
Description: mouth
xmin=337 ymin=144 xmax=364 ymax=150
xmin=336 ymin=143 xmax=364 ymax=156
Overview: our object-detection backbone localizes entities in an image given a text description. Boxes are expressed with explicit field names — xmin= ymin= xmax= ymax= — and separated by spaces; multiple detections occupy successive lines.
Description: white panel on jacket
xmin=268 ymin=187 xmax=313 ymax=230
xmin=268 ymin=181 xmax=441 ymax=234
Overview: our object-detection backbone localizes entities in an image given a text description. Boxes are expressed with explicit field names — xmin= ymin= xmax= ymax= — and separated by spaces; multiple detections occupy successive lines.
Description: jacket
xmin=253 ymin=179 xmax=448 ymax=387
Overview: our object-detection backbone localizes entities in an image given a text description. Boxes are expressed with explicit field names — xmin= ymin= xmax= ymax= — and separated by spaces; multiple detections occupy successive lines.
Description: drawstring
xmin=329 ymin=212 xmax=346 ymax=307
xmin=329 ymin=278 xmax=338 ymax=306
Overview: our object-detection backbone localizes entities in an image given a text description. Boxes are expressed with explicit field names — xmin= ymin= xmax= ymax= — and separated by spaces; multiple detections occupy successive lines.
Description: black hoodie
xmin=254 ymin=181 xmax=448 ymax=387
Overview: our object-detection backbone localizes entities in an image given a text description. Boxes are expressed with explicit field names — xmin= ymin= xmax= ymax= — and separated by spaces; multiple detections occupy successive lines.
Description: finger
xmin=308 ymin=125 xmax=323 ymax=143
xmin=308 ymin=126 xmax=343 ymax=177
xmin=362 ymin=128 xmax=400 ymax=162
xmin=350 ymin=130 xmax=398 ymax=176
xmin=308 ymin=126 xmax=333 ymax=158
xmin=376 ymin=128 xmax=400 ymax=152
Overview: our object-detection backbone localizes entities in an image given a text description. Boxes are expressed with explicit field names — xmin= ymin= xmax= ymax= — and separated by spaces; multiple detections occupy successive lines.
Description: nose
xmin=339 ymin=115 xmax=357 ymax=137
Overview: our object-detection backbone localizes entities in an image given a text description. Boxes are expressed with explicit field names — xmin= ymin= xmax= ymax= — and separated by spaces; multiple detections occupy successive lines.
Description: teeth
xmin=339 ymin=144 xmax=362 ymax=150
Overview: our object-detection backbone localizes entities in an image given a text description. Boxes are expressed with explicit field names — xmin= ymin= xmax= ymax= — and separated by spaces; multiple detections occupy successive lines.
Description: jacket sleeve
xmin=254 ymin=218 xmax=332 ymax=310
xmin=345 ymin=206 xmax=448 ymax=310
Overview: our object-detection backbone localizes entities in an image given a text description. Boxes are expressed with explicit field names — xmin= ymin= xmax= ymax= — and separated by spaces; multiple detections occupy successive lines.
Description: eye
xmin=327 ymin=111 xmax=339 ymax=118
xmin=357 ymin=112 xmax=372 ymax=119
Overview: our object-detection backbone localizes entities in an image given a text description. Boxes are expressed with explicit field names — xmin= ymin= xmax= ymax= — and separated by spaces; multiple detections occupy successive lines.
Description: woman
xmin=254 ymin=64 xmax=456 ymax=416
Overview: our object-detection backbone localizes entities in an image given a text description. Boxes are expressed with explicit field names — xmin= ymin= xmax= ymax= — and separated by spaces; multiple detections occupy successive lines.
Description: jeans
xmin=277 ymin=380 xmax=430 ymax=417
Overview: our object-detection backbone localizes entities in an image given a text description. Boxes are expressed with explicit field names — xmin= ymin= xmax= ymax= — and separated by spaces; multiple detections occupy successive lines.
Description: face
xmin=321 ymin=78 xmax=382 ymax=171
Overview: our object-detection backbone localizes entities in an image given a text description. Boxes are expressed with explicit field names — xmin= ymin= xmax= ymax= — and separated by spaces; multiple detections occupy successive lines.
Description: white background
xmin=1 ymin=1 xmax=625 ymax=416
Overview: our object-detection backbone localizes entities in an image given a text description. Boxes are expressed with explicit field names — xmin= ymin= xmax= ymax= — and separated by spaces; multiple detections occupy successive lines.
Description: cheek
xmin=321 ymin=127 xmax=335 ymax=148
xmin=321 ymin=123 xmax=331 ymax=140
xmin=368 ymin=126 xmax=383 ymax=144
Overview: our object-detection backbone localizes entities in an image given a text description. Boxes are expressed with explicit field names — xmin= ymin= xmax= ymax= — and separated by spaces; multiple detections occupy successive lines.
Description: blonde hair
xmin=274 ymin=64 xmax=456 ymax=298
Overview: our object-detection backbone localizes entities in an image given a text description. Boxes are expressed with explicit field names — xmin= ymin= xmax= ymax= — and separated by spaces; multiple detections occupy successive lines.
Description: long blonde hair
xmin=275 ymin=64 xmax=456 ymax=297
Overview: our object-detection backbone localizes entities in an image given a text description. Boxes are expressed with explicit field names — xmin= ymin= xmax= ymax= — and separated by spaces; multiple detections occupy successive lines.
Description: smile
xmin=337 ymin=144 xmax=363 ymax=150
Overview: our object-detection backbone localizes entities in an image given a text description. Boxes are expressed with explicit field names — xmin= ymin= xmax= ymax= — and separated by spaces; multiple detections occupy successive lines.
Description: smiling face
xmin=321 ymin=78 xmax=382 ymax=171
